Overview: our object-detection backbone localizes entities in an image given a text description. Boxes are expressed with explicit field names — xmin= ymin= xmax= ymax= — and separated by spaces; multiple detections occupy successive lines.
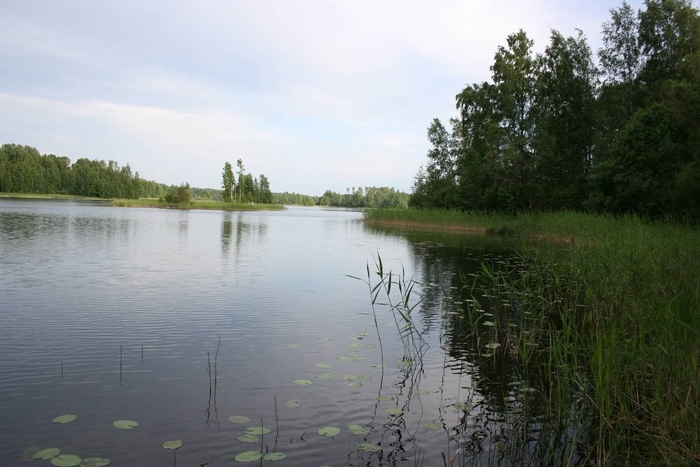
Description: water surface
xmin=0 ymin=200 xmax=545 ymax=466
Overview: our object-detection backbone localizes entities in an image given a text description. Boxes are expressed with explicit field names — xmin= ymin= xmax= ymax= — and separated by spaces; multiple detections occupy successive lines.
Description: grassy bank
xmin=112 ymin=198 xmax=284 ymax=211
xmin=0 ymin=192 xmax=104 ymax=201
xmin=366 ymin=208 xmax=700 ymax=465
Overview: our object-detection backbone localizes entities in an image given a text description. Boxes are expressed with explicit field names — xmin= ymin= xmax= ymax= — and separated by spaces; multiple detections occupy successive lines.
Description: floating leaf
xmin=317 ymin=337 xmax=333 ymax=342
xmin=237 ymin=434 xmax=259 ymax=443
xmin=384 ymin=408 xmax=403 ymax=415
xmin=234 ymin=451 xmax=263 ymax=462
xmin=228 ymin=415 xmax=251 ymax=424
xmin=343 ymin=374 xmax=357 ymax=380
xmin=263 ymin=452 xmax=287 ymax=461
xmin=347 ymin=380 xmax=363 ymax=387
xmin=162 ymin=440 xmax=182 ymax=450
xmin=415 ymin=389 xmax=429 ymax=395
xmin=318 ymin=373 xmax=337 ymax=380
xmin=357 ymin=375 xmax=372 ymax=381
xmin=293 ymin=379 xmax=312 ymax=386
xmin=318 ymin=426 xmax=340 ymax=437
xmin=455 ymin=403 xmax=473 ymax=411
xmin=485 ymin=342 xmax=501 ymax=349
xmin=51 ymin=454 xmax=82 ymax=466
xmin=285 ymin=399 xmax=300 ymax=408
xmin=113 ymin=420 xmax=139 ymax=429
xmin=357 ymin=442 xmax=381 ymax=453
xmin=315 ymin=363 xmax=332 ymax=369
xmin=424 ymin=421 xmax=441 ymax=430
xmin=286 ymin=344 xmax=299 ymax=349
xmin=79 ymin=458 xmax=110 ymax=467
xmin=348 ymin=424 xmax=370 ymax=436
xmin=34 ymin=448 xmax=60 ymax=460
xmin=52 ymin=414 xmax=76 ymax=424
xmin=245 ymin=426 xmax=271 ymax=435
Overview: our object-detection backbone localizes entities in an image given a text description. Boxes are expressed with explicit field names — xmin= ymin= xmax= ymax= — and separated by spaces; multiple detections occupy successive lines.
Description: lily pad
xmin=34 ymin=448 xmax=60 ymax=460
xmin=228 ymin=415 xmax=251 ymax=424
xmin=162 ymin=440 xmax=182 ymax=450
xmin=237 ymin=434 xmax=259 ymax=443
xmin=245 ymin=426 xmax=272 ymax=435
xmin=51 ymin=454 xmax=82 ymax=467
xmin=347 ymin=380 xmax=363 ymax=387
xmin=377 ymin=395 xmax=395 ymax=402
xmin=415 ymin=389 xmax=429 ymax=395
xmin=455 ymin=403 xmax=473 ymax=411
xmin=52 ymin=414 xmax=77 ymax=424
xmin=263 ymin=452 xmax=287 ymax=461
xmin=424 ymin=421 xmax=442 ymax=430
xmin=286 ymin=344 xmax=299 ymax=349
xmin=318 ymin=426 xmax=340 ymax=437
xmin=384 ymin=408 xmax=403 ymax=415
xmin=348 ymin=424 xmax=370 ymax=436
xmin=318 ymin=373 xmax=337 ymax=380
xmin=234 ymin=451 xmax=263 ymax=462
xmin=285 ymin=399 xmax=300 ymax=408
xmin=357 ymin=442 xmax=381 ymax=453
xmin=315 ymin=363 xmax=332 ymax=369
xmin=113 ymin=420 xmax=139 ymax=430
xmin=79 ymin=458 xmax=110 ymax=467
xmin=293 ymin=379 xmax=312 ymax=386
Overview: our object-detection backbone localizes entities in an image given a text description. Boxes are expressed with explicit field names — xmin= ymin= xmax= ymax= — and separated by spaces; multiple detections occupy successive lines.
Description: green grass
xmin=112 ymin=198 xmax=284 ymax=211
xmin=366 ymin=208 xmax=700 ymax=465
xmin=0 ymin=192 xmax=104 ymax=201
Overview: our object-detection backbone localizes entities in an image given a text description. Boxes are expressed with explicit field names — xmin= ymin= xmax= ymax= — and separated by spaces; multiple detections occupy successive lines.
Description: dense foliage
xmin=0 ymin=143 xmax=166 ymax=199
xmin=319 ymin=187 xmax=409 ymax=208
xmin=221 ymin=159 xmax=273 ymax=204
xmin=411 ymin=0 xmax=700 ymax=222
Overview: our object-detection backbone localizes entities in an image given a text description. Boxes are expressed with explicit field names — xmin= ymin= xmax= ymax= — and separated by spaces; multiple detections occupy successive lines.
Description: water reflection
xmin=363 ymin=223 xmax=589 ymax=466
xmin=221 ymin=212 xmax=268 ymax=259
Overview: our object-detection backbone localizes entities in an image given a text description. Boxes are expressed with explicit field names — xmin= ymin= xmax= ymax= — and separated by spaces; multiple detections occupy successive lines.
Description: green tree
xmin=534 ymin=29 xmax=597 ymax=209
xmin=222 ymin=161 xmax=234 ymax=202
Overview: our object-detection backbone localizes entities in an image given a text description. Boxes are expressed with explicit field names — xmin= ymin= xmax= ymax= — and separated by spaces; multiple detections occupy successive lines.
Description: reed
xmin=439 ymin=210 xmax=700 ymax=465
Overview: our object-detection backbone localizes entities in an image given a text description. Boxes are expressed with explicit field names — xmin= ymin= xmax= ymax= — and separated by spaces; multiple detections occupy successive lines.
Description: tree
xmin=236 ymin=159 xmax=245 ymax=202
xmin=534 ymin=29 xmax=597 ymax=209
xmin=222 ymin=161 xmax=234 ymax=202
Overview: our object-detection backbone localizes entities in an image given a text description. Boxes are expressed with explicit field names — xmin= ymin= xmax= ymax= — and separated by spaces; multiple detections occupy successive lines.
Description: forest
xmin=0 ymin=143 xmax=167 ymax=199
xmin=411 ymin=0 xmax=700 ymax=223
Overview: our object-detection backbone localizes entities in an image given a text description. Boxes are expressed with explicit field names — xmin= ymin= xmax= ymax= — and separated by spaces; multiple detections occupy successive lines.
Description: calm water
xmin=0 ymin=200 xmax=549 ymax=466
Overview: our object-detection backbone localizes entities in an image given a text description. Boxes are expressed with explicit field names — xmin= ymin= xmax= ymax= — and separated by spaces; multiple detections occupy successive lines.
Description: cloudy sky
xmin=1 ymin=0 xmax=648 ymax=195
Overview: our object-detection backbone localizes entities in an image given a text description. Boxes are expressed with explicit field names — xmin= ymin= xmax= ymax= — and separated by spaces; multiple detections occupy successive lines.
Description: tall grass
xmin=367 ymin=208 xmax=700 ymax=465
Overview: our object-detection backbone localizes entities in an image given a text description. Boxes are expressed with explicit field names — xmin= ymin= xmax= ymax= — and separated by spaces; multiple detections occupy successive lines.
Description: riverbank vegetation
xmin=411 ymin=0 xmax=700 ymax=224
xmin=366 ymin=210 xmax=699 ymax=464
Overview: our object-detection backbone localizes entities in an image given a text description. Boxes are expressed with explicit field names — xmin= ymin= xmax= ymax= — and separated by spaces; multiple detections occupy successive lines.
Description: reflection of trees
xmin=362 ymin=224 xmax=590 ymax=466
xmin=220 ymin=213 xmax=267 ymax=261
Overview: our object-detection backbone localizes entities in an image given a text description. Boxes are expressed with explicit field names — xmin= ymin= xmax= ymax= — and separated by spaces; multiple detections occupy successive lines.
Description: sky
xmin=0 ymin=0 xmax=650 ymax=195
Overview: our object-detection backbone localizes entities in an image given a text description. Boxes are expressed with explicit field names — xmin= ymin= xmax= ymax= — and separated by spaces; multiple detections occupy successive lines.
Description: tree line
xmin=0 ymin=144 xmax=168 ymax=199
xmin=411 ymin=0 xmax=700 ymax=222
xmin=318 ymin=187 xmax=409 ymax=208
xmin=221 ymin=159 xmax=273 ymax=204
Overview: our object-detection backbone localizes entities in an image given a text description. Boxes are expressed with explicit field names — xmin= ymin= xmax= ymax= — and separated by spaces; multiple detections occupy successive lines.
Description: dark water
xmin=0 ymin=200 xmax=550 ymax=466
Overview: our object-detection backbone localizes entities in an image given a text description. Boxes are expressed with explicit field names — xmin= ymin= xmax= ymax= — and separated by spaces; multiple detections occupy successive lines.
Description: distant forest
xmin=0 ymin=144 xmax=409 ymax=208
xmin=0 ymin=144 xmax=167 ymax=199
xmin=411 ymin=0 xmax=700 ymax=223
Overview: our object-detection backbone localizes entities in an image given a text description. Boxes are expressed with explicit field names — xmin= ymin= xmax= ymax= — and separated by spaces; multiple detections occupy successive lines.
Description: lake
xmin=0 ymin=199 xmax=561 ymax=466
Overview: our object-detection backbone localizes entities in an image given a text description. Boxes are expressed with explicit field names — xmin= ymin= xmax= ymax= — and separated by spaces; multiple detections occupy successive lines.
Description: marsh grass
xmin=111 ymin=198 xmax=283 ymax=211
xmin=365 ymin=209 xmax=699 ymax=463
xmin=385 ymin=209 xmax=700 ymax=465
